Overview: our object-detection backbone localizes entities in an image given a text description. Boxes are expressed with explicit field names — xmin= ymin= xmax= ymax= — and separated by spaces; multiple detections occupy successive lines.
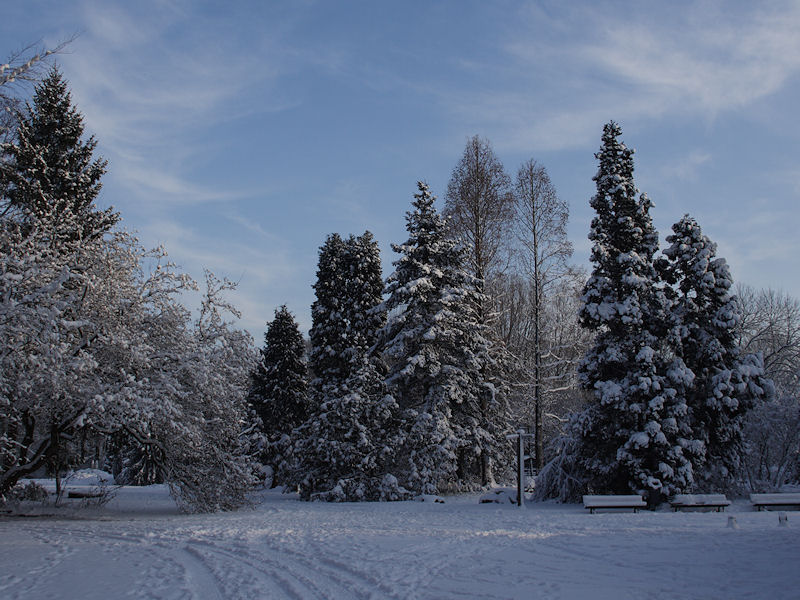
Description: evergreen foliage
xmin=661 ymin=215 xmax=772 ymax=489
xmin=380 ymin=182 xmax=507 ymax=494
xmin=573 ymin=122 xmax=696 ymax=501
xmin=293 ymin=231 xmax=405 ymax=501
xmin=0 ymin=66 xmax=118 ymax=241
xmin=308 ymin=233 xmax=350 ymax=407
xmin=249 ymin=305 xmax=309 ymax=486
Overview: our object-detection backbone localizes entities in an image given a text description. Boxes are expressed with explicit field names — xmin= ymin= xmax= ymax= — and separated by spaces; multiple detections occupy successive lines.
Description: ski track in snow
xmin=1 ymin=489 xmax=798 ymax=599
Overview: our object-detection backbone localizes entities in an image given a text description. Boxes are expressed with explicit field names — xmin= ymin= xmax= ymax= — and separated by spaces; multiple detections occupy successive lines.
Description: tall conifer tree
xmin=0 ymin=66 xmax=117 ymax=241
xmin=308 ymin=233 xmax=349 ymax=408
xmin=381 ymin=182 xmax=506 ymax=494
xmin=575 ymin=122 xmax=695 ymax=501
xmin=661 ymin=216 xmax=771 ymax=489
xmin=293 ymin=232 xmax=403 ymax=501
xmin=249 ymin=305 xmax=308 ymax=486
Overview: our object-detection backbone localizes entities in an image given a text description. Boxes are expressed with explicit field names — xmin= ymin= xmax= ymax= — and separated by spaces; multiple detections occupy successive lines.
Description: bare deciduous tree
xmin=444 ymin=135 xmax=514 ymax=320
xmin=736 ymin=285 xmax=800 ymax=398
xmin=494 ymin=269 xmax=591 ymax=470
xmin=735 ymin=285 xmax=800 ymax=489
xmin=444 ymin=136 xmax=515 ymax=484
xmin=513 ymin=159 xmax=573 ymax=468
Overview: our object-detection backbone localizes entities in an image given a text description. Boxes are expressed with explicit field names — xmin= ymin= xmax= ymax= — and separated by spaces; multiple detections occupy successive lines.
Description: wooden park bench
xmin=750 ymin=493 xmax=800 ymax=511
xmin=583 ymin=494 xmax=646 ymax=514
xmin=670 ymin=494 xmax=731 ymax=512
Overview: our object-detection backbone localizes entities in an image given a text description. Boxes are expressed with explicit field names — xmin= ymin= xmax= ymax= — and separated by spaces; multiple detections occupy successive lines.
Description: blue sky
xmin=4 ymin=0 xmax=799 ymax=339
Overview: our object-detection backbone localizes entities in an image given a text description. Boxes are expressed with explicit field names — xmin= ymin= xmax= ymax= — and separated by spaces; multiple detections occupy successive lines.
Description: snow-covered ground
xmin=1 ymin=483 xmax=798 ymax=600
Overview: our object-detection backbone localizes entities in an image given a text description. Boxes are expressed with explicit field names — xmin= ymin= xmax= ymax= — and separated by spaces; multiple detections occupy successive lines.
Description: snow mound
xmin=66 ymin=469 xmax=115 ymax=486
xmin=479 ymin=487 xmax=518 ymax=505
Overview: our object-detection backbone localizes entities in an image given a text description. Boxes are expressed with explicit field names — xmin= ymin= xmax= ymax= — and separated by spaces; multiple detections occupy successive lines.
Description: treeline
xmin=249 ymin=134 xmax=591 ymax=500
xmin=2 ymin=48 xmax=797 ymax=511
xmin=252 ymin=124 xmax=800 ymax=502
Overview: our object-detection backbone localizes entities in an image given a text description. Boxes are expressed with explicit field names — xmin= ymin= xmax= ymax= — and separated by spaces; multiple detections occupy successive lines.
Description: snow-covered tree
xmin=308 ymin=233 xmax=350 ymax=407
xmin=661 ymin=215 xmax=772 ymax=490
xmin=380 ymin=182 xmax=507 ymax=494
xmin=0 ymin=210 xmax=260 ymax=511
xmin=291 ymin=231 xmax=404 ymax=501
xmin=0 ymin=211 xmax=98 ymax=498
xmin=249 ymin=305 xmax=309 ymax=486
xmin=173 ymin=271 xmax=261 ymax=511
xmin=292 ymin=353 xmax=405 ymax=502
xmin=572 ymin=122 xmax=696 ymax=502
xmin=341 ymin=231 xmax=385 ymax=359
xmin=1 ymin=40 xmax=72 ymax=144
xmin=0 ymin=66 xmax=118 ymax=242
xmin=0 ymin=65 xmax=258 ymax=511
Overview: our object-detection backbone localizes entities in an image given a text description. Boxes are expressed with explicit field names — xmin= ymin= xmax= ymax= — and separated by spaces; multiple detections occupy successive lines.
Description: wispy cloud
xmin=658 ymin=151 xmax=713 ymax=182
xmin=579 ymin=4 xmax=800 ymax=114
xmin=56 ymin=0 xmax=298 ymax=211
xmin=451 ymin=1 xmax=800 ymax=152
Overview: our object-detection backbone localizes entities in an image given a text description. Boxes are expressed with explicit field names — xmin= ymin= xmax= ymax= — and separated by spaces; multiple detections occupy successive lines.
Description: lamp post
xmin=506 ymin=429 xmax=534 ymax=507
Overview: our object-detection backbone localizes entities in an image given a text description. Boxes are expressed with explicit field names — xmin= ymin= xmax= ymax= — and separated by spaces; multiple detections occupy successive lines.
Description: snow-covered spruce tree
xmin=0 ymin=68 xmax=116 ymax=495
xmin=249 ymin=305 xmax=309 ymax=486
xmin=1 ymin=41 xmax=73 ymax=144
xmin=293 ymin=352 xmax=405 ymax=502
xmin=380 ymin=182 xmax=506 ymax=495
xmin=572 ymin=122 xmax=696 ymax=503
xmin=0 ymin=66 xmax=118 ymax=242
xmin=661 ymin=215 xmax=772 ymax=491
xmin=307 ymin=233 xmax=350 ymax=408
xmin=291 ymin=232 xmax=406 ymax=501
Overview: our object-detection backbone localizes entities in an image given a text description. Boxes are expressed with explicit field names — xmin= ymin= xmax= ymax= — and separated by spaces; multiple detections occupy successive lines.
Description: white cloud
xmin=658 ymin=151 xmax=713 ymax=182
xmin=456 ymin=1 xmax=800 ymax=152
xmin=581 ymin=5 xmax=800 ymax=114
xmin=54 ymin=1 xmax=294 ymax=212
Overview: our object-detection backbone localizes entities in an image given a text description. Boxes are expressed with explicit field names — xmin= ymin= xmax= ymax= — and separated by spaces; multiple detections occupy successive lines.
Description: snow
xmin=1 ymin=485 xmax=798 ymax=599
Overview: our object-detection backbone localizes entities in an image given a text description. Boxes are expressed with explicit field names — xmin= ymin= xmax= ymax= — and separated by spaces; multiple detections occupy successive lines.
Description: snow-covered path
xmin=1 ymin=487 xmax=797 ymax=599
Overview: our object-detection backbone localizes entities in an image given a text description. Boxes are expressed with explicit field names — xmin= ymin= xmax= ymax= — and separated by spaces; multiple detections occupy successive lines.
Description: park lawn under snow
xmin=1 ymin=484 xmax=798 ymax=600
